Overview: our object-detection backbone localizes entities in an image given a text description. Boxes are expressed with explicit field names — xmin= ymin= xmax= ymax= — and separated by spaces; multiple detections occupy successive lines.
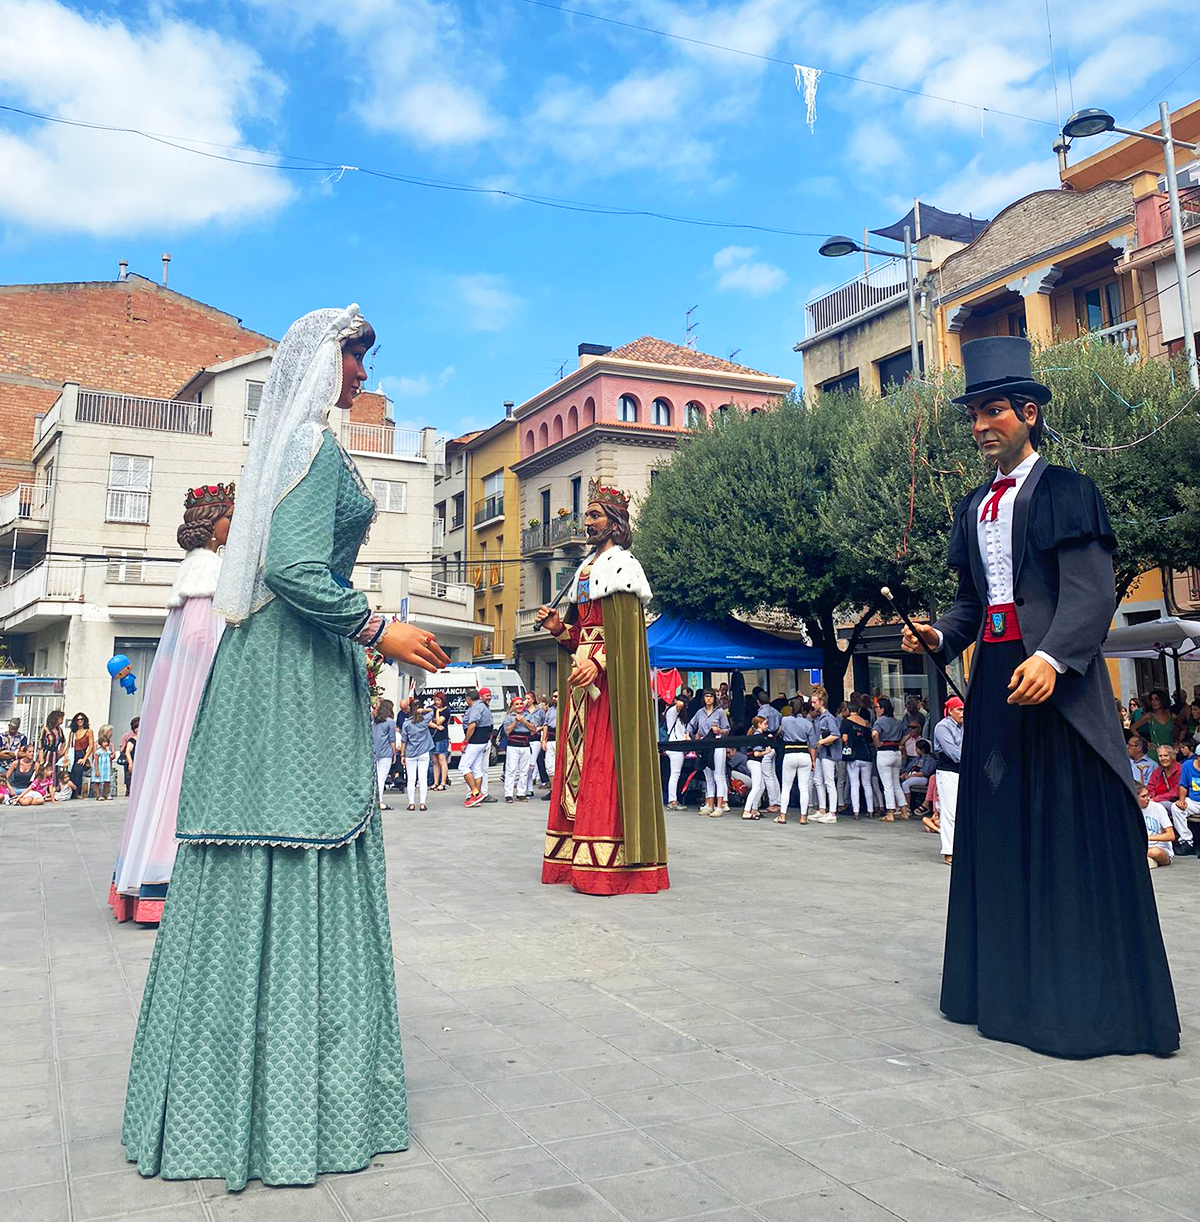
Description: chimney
xmin=117 ymin=259 xmax=128 ymax=281
xmin=578 ymin=342 xmax=611 ymax=368
xmin=161 ymin=252 xmax=171 ymax=286
xmin=503 ymin=400 xmax=515 ymax=419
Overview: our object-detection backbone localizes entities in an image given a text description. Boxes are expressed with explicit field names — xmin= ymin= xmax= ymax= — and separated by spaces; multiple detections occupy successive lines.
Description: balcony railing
xmin=805 ymin=257 xmax=908 ymax=338
xmin=408 ymin=573 xmax=471 ymax=606
xmin=1090 ymin=319 xmax=1139 ymax=361
xmin=474 ymin=494 xmax=504 ymax=526
xmin=516 ymin=607 xmax=542 ymax=637
xmin=522 ymin=523 xmax=551 ymax=553
xmin=433 ymin=517 xmax=446 ymax=550
xmin=106 ymin=489 xmax=151 ymax=524
xmin=35 ymin=401 xmax=60 ymax=444
xmin=344 ymin=423 xmax=423 ymax=457
xmin=0 ymin=483 xmax=50 ymax=531
xmin=550 ymin=513 xmax=587 ymax=547
xmin=76 ymin=390 xmax=212 ymax=436
xmin=1160 ymin=186 xmax=1200 ymax=236
xmin=0 ymin=561 xmax=84 ymax=620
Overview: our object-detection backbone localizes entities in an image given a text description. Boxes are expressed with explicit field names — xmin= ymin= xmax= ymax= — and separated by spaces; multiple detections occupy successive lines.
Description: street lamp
xmin=1062 ymin=102 xmax=1199 ymax=389
xmin=819 ymin=226 xmax=932 ymax=381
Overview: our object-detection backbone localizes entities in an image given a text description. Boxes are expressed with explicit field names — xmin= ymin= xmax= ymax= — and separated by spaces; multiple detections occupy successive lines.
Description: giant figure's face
xmin=584 ymin=502 xmax=611 ymax=545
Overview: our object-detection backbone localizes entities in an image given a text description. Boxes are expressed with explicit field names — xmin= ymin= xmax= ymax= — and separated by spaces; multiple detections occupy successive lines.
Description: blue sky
xmin=2 ymin=0 xmax=1198 ymax=435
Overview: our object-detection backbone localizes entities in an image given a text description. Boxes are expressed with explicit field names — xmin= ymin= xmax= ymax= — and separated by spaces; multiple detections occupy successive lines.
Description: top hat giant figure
xmin=535 ymin=481 xmax=668 ymax=894
xmin=905 ymin=336 xmax=1178 ymax=1057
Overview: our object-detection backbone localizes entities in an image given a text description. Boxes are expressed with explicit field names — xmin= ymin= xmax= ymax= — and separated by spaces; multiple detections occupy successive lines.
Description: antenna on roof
xmin=1044 ymin=0 xmax=1062 ymax=130
xmin=685 ymin=304 xmax=699 ymax=350
xmin=557 ymin=359 xmax=568 ymax=380
xmin=368 ymin=343 xmax=381 ymax=382
xmin=728 ymin=348 xmax=741 ymax=361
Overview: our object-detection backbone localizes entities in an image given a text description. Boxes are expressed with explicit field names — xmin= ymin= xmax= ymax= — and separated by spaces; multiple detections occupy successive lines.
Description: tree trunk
xmin=817 ymin=608 xmax=850 ymax=704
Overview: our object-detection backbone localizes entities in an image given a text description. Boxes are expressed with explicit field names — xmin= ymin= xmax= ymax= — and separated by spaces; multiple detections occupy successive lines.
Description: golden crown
xmin=587 ymin=480 xmax=628 ymax=509
xmin=184 ymin=482 xmax=235 ymax=510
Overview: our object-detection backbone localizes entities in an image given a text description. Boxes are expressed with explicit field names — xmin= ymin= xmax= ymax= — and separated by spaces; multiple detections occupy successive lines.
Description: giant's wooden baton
xmin=881 ymin=585 xmax=966 ymax=705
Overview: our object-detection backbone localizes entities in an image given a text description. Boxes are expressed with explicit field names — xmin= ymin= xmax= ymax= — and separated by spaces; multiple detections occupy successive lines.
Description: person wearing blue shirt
xmin=686 ymin=691 xmax=730 ymax=816
xmin=1177 ymin=756 xmax=1200 ymax=823
xmin=400 ymin=703 xmax=435 ymax=810
xmin=777 ymin=708 xmax=816 ymax=825
xmin=1127 ymin=735 xmax=1156 ymax=788
xmin=459 ymin=690 xmax=493 ymax=808
xmin=809 ymin=687 xmax=841 ymax=823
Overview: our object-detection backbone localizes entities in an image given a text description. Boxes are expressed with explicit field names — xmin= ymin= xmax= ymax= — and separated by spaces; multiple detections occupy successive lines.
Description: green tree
xmin=637 ymin=337 xmax=1200 ymax=700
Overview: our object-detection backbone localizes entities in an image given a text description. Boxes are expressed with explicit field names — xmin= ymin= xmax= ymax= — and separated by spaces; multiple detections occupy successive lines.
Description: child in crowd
xmin=93 ymin=725 xmax=116 ymax=800
xmin=1139 ymin=785 xmax=1176 ymax=867
xmin=741 ymin=716 xmax=770 ymax=819
xmin=17 ymin=760 xmax=56 ymax=805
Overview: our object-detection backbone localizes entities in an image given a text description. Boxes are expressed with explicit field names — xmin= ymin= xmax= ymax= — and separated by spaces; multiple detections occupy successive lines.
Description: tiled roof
xmin=606 ymin=336 xmax=774 ymax=377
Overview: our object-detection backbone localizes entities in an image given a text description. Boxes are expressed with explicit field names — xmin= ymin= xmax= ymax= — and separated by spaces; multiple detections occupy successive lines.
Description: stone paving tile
xmin=6 ymin=790 xmax=1199 ymax=1221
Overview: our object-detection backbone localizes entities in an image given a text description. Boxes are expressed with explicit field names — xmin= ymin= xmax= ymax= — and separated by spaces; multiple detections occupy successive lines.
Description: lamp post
xmin=819 ymin=227 xmax=932 ymax=380
xmin=1062 ymin=103 xmax=1199 ymax=390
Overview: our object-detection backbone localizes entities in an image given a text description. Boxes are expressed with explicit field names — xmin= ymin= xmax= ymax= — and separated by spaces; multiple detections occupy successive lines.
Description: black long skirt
xmin=941 ymin=639 xmax=1179 ymax=1058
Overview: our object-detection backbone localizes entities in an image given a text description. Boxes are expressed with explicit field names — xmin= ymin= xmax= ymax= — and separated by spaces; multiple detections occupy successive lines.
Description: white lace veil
xmin=213 ymin=304 xmax=370 ymax=625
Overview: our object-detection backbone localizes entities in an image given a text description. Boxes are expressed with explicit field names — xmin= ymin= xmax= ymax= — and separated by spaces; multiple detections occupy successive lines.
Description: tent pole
xmin=1172 ymin=648 xmax=1182 ymax=696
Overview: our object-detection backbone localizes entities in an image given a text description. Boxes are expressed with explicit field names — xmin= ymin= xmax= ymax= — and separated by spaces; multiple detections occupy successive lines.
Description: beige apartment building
xmin=0 ymin=353 xmax=473 ymax=729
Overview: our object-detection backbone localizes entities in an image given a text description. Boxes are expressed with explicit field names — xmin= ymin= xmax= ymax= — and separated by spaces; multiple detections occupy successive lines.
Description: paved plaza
xmin=3 ymin=779 xmax=1200 ymax=1222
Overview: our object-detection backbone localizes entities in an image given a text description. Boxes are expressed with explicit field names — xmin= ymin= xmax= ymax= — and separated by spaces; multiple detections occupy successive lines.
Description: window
xmin=107 ymin=454 xmax=152 ymax=523
xmin=540 ymin=488 xmax=551 ymax=525
xmin=618 ymin=394 xmax=638 ymax=422
xmin=244 ymin=379 xmax=263 ymax=445
xmin=876 ymin=347 xmax=923 ymax=391
xmin=715 ymin=404 xmax=732 ymax=425
xmin=541 ymin=567 xmax=553 ymax=603
xmin=524 ymin=429 xmax=535 ymax=455
xmin=452 ymin=492 xmax=465 ymax=528
xmin=106 ymin=549 xmax=145 ymax=583
xmin=685 ymin=401 xmax=705 ymax=428
xmin=820 ymin=370 xmax=860 ymax=396
xmin=567 ymin=405 xmax=578 ymax=432
xmin=652 ymin=398 xmax=672 ymax=426
xmin=372 ymin=478 xmax=407 ymax=513
xmin=1007 ymin=310 xmax=1028 ymax=338
xmin=1077 ymin=280 xmax=1123 ymax=332
xmin=365 ymin=566 xmax=383 ymax=592
xmin=570 ymin=476 xmax=582 ymax=518
xmin=483 ymin=471 xmax=503 ymax=497
xmin=435 ymin=500 xmax=446 ymax=522
xmin=552 ymin=415 xmax=564 ymax=442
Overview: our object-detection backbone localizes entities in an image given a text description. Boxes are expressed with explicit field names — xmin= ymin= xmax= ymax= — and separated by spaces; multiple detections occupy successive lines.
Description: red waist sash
xmin=983 ymin=602 xmax=1022 ymax=643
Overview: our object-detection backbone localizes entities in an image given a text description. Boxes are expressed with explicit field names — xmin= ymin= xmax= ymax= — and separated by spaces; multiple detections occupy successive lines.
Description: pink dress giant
xmin=111 ymin=548 xmax=223 ymax=918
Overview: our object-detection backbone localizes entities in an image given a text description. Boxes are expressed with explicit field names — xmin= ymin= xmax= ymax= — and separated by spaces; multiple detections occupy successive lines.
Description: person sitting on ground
xmin=16 ymin=759 xmax=55 ymax=805
xmin=1128 ymin=734 xmax=1155 ymax=787
xmin=5 ymin=743 xmax=36 ymax=803
xmin=902 ymin=737 xmax=936 ymax=814
xmin=1138 ymin=785 xmax=1176 ymax=868
xmin=1176 ymin=751 xmax=1200 ymax=838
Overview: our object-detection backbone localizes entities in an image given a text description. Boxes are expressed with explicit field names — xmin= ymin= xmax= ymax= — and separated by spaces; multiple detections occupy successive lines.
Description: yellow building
xmin=462 ymin=415 xmax=521 ymax=662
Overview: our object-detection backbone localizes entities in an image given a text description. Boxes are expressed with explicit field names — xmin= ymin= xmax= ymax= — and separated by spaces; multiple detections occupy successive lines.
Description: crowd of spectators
xmin=1 ymin=711 xmax=138 ymax=804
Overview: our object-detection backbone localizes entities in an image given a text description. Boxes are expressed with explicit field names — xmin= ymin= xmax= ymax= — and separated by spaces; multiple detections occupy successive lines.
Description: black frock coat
xmin=932 ymin=456 xmax=1131 ymax=790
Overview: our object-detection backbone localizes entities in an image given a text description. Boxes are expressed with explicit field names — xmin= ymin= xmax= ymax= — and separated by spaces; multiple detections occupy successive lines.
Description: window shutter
xmin=371 ymin=479 xmax=407 ymax=513
xmin=245 ymin=380 xmax=264 ymax=415
xmin=106 ymin=549 xmax=145 ymax=583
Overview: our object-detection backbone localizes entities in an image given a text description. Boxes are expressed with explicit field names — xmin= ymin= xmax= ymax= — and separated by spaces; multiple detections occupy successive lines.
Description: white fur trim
xmin=567 ymin=546 xmax=652 ymax=607
xmin=167 ymin=548 xmax=223 ymax=608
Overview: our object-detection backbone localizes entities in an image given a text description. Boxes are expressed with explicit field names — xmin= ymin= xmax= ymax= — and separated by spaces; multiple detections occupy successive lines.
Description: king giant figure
xmin=536 ymin=481 xmax=669 ymax=895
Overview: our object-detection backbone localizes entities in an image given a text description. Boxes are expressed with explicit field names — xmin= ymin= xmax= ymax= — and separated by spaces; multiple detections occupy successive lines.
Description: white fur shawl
xmin=567 ymin=546 xmax=653 ymax=607
xmin=167 ymin=548 xmax=223 ymax=608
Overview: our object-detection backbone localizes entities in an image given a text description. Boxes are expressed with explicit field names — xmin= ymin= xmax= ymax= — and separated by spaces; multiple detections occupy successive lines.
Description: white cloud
xmin=458 ymin=274 xmax=522 ymax=331
xmin=381 ymin=365 xmax=457 ymax=399
xmin=931 ymin=154 xmax=1058 ymax=219
xmin=713 ymin=245 xmax=787 ymax=295
xmin=245 ymin=0 xmax=498 ymax=147
xmin=0 ymin=0 xmax=292 ymax=234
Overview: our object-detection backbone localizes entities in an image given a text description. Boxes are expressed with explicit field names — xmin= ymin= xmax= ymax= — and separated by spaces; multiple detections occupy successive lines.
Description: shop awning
xmin=646 ymin=613 xmax=821 ymax=670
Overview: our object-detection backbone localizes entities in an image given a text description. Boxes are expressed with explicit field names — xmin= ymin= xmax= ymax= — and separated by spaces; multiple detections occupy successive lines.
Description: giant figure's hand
xmin=568 ymin=658 xmax=599 ymax=689
xmin=535 ymin=605 xmax=564 ymax=634
xmin=902 ymin=623 xmax=940 ymax=654
xmin=377 ymin=622 xmax=450 ymax=673
xmin=1007 ymin=655 xmax=1057 ymax=706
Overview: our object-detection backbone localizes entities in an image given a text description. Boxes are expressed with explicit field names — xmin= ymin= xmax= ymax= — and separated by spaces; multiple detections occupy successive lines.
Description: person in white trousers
xmin=400 ymin=700 xmax=435 ymax=810
xmin=371 ymin=699 xmax=397 ymax=811
xmin=540 ymin=694 xmax=558 ymax=797
xmin=524 ymin=697 xmax=546 ymax=796
xmin=777 ymin=706 xmax=817 ymax=824
xmin=459 ymin=688 xmax=493 ymax=808
xmin=753 ymin=691 xmax=783 ymax=813
xmin=742 ymin=717 xmax=770 ymax=818
xmin=502 ymin=695 xmax=537 ymax=802
xmin=933 ymin=697 xmax=965 ymax=863
xmin=810 ymin=687 xmax=841 ymax=823
xmin=663 ymin=695 xmax=688 ymax=808
xmin=687 ymin=690 xmax=729 ymax=816
xmin=871 ymin=697 xmax=908 ymax=820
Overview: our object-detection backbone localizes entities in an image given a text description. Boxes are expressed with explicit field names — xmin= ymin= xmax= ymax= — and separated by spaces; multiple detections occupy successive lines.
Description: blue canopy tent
xmin=646 ymin=614 xmax=821 ymax=671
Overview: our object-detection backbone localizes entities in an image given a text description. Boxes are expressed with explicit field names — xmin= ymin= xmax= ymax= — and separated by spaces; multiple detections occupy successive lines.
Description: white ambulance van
xmin=415 ymin=665 xmax=526 ymax=762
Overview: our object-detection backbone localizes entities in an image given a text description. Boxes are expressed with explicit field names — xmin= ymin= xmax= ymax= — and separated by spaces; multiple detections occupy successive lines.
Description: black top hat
xmin=952 ymin=336 xmax=1052 ymax=406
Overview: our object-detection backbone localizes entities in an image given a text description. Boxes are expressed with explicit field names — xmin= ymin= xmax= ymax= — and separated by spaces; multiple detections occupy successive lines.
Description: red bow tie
xmin=979 ymin=477 xmax=1017 ymax=523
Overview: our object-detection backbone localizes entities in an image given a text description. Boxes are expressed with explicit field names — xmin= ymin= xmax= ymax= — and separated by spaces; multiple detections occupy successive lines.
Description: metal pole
xmin=1161 ymin=101 xmax=1200 ymax=390
xmin=903 ymin=225 xmax=920 ymax=379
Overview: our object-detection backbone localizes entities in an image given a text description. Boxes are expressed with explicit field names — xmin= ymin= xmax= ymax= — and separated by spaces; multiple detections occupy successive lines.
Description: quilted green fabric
xmin=123 ymin=428 xmax=408 ymax=1189
xmin=122 ymin=815 xmax=408 ymax=1189
xmin=176 ymin=430 xmax=377 ymax=848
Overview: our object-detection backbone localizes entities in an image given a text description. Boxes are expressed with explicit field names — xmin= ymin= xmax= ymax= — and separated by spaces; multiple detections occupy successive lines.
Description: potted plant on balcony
xmin=528 ymin=518 xmax=540 ymax=528
xmin=557 ymin=507 xmax=569 ymax=517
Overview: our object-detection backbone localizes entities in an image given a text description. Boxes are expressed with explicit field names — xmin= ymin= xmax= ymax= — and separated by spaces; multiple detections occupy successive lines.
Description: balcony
xmin=473 ymin=494 xmax=504 ymax=528
xmin=106 ymin=489 xmax=151 ymax=524
xmin=1160 ymin=186 xmax=1200 ymax=236
xmin=521 ymin=523 xmax=552 ymax=554
xmin=0 ymin=561 xmax=84 ymax=622
xmin=409 ymin=573 xmax=472 ymax=607
xmin=516 ymin=607 xmax=543 ymax=637
xmin=0 ymin=483 xmax=50 ymax=534
xmin=76 ymin=389 xmax=212 ymax=437
xmin=805 ymin=257 xmax=907 ymax=338
xmin=550 ymin=513 xmax=587 ymax=548
xmin=1089 ymin=319 xmax=1139 ymax=361
xmin=344 ymin=423 xmax=423 ymax=458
